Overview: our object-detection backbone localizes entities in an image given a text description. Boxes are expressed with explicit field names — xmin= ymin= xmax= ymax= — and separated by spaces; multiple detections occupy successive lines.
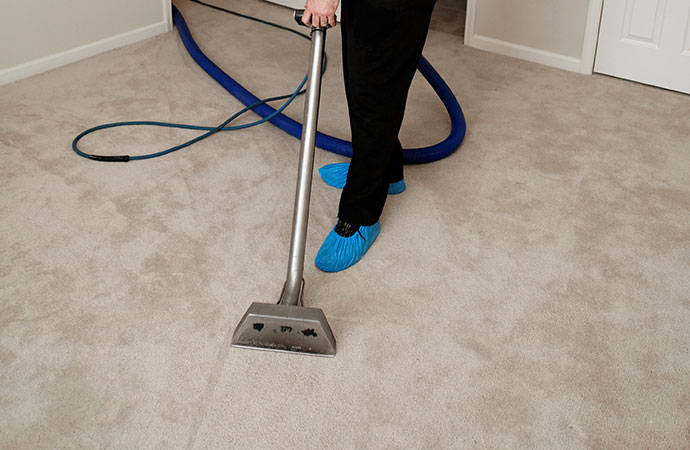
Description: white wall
xmin=465 ymin=0 xmax=604 ymax=74
xmin=0 ymin=0 xmax=172 ymax=86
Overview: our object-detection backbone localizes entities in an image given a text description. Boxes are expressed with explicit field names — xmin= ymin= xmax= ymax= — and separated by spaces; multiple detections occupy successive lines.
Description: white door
xmin=594 ymin=0 xmax=690 ymax=94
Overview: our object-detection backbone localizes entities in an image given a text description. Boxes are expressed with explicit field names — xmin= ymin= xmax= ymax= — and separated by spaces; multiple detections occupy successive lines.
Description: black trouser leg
xmin=337 ymin=0 xmax=436 ymax=227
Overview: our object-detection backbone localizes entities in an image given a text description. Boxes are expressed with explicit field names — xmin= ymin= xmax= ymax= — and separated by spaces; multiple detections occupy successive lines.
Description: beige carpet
xmin=431 ymin=0 xmax=466 ymax=38
xmin=1 ymin=0 xmax=689 ymax=448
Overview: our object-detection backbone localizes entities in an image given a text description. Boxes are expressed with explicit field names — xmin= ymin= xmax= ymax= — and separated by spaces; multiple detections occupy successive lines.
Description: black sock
xmin=334 ymin=220 xmax=359 ymax=237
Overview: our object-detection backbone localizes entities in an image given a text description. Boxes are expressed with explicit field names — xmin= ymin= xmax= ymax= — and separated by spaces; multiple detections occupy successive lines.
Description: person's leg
xmin=338 ymin=0 xmax=436 ymax=226
xmin=315 ymin=0 xmax=436 ymax=272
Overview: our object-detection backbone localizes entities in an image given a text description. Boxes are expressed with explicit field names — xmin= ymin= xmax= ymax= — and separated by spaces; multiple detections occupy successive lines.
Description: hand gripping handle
xmin=293 ymin=9 xmax=336 ymax=29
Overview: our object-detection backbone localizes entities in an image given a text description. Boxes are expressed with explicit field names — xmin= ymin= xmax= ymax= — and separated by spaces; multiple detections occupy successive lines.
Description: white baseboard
xmin=465 ymin=33 xmax=584 ymax=73
xmin=0 ymin=21 xmax=170 ymax=87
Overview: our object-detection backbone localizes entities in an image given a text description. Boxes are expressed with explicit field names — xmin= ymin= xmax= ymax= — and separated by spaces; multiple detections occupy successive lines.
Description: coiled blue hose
xmin=173 ymin=4 xmax=465 ymax=164
xmin=72 ymin=2 xmax=465 ymax=163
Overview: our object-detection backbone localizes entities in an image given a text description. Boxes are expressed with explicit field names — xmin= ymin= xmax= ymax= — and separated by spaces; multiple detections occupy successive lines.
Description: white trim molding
xmin=0 ymin=21 xmax=169 ymax=87
xmin=580 ymin=0 xmax=604 ymax=74
xmin=464 ymin=0 xmax=479 ymax=52
xmin=465 ymin=34 xmax=583 ymax=73
xmin=163 ymin=0 xmax=174 ymax=32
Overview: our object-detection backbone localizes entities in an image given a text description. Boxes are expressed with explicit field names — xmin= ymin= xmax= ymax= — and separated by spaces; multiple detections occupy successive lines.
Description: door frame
xmin=581 ymin=0 xmax=605 ymax=74
xmin=164 ymin=0 xmax=173 ymax=32
xmin=464 ymin=0 xmax=605 ymax=74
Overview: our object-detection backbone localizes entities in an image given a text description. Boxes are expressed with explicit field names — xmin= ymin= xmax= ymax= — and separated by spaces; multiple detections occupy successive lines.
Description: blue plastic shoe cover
xmin=315 ymin=221 xmax=381 ymax=272
xmin=318 ymin=162 xmax=349 ymax=189
xmin=388 ymin=179 xmax=406 ymax=195
xmin=318 ymin=162 xmax=406 ymax=194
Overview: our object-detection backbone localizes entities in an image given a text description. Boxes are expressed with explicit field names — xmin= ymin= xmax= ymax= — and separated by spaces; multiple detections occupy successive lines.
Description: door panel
xmin=624 ymin=0 xmax=665 ymax=45
xmin=595 ymin=0 xmax=690 ymax=94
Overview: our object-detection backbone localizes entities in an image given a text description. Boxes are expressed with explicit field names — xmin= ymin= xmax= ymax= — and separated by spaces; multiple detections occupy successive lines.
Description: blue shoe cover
xmin=318 ymin=162 xmax=406 ymax=194
xmin=388 ymin=179 xmax=406 ymax=195
xmin=318 ymin=162 xmax=349 ymax=189
xmin=315 ymin=221 xmax=381 ymax=272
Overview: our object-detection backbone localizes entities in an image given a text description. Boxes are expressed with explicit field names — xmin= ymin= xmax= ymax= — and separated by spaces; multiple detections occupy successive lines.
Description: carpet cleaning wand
xmin=231 ymin=10 xmax=337 ymax=357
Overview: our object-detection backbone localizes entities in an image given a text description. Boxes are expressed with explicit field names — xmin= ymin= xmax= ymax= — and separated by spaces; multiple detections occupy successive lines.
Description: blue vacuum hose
xmin=73 ymin=4 xmax=465 ymax=163
xmin=173 ymin=5 xmax=466 ymax=164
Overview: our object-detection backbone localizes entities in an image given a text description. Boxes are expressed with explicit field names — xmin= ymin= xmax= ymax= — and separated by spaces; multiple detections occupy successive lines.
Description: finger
xmin=328 ymin=14 xmax=336 ymax=27
xmin=319 ymin=15 xmax=328 ymax=27
xmin=302 ymin=10 xmax=312 ymax=26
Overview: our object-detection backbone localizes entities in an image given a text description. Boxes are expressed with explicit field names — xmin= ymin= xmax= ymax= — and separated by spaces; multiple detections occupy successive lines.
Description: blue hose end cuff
xmin=319 ymin=162 xmax=406 ymax=194
xmin=315 ymin=221 xmax=381 ymax=272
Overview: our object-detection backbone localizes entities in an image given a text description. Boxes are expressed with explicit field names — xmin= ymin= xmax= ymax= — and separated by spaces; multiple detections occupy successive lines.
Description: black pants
xmin=338 ymin=0 xmax=436 ymax=227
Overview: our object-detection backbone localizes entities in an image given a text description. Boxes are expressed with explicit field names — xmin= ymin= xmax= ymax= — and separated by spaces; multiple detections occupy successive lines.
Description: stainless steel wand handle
xmin=280 ymin=27 xmax=327 ymax=306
